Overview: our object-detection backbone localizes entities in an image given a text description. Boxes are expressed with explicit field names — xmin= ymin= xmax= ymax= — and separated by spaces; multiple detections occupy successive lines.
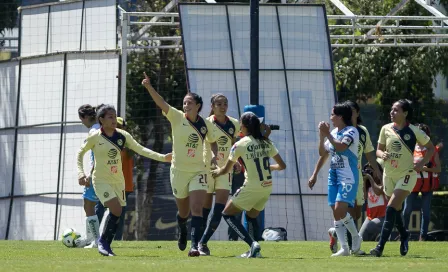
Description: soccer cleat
xmin=239 ymin=250 xmax=262 ymax=258
xmin=350 ymin=234 xmax=362 ymax=254
xmin=84 ymin=240 xmax=98 ymax=248
xmin=98 ymin=238 xmax=115 ymax=257
xmin=178 ymin=226 xmax=187 ymax=251
xmin=328 ymin=227 xmax=338 ymax=254
xmin=248 ymin=242 xmax=261 ymax=258
xmin=188 ymin=247 xmax=200 ymax=257
xmin=370 ymin=245 xmax=383 ymax=257
xmin=352 ymin=249 xmax=366 ymax=256
xmin=400 ymin=231 xmax=410 ymax=256
xmin=198 ymin=243 xmax=210 ymax=256
xmin=331 ymin=247 xmax=350 ymax=257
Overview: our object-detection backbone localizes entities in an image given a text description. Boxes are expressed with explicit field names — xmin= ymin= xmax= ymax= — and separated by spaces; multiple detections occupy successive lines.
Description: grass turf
xmin=0 ymin=241 xmax=446 ymax=271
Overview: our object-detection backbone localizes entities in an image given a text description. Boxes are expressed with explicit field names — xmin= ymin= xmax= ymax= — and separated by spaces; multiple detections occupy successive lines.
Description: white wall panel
xmin=0 ymin=61 xmax=19 ymax=128
xmin=0 ymin=130 xmax=15 ymax=198
xmin=65 ymin=52 xmax=119 ymax=122
xmin=8 ymin=196 xmax=56 ymax=240
xmin=82 ymin=0 xmax=116 ymax=51
xmin=0 ymin=199 xmax=9 ymax=240
xmin=14 ymin=126 xmax=61 ymax=195
xmin=49 ymin=1 xmax=83 ymax=53
xmin=21 ymin=7 xmax=49 ymax=57
xmin=19 ymin=55 xmax=64 ymax=126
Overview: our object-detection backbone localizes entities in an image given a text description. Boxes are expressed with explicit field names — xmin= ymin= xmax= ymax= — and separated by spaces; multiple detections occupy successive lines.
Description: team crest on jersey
xmin=200 ymin=126 xmax=207 ymax=134
xmin=229 ymin=128 xmax=234 ymax=135
xmin=403 ymin=134 xmax=411 ymax=141
xmin=117 ymin=139 xmax=123 ymax=146
xmin=104 ymin=192 xmax=109 ymax=198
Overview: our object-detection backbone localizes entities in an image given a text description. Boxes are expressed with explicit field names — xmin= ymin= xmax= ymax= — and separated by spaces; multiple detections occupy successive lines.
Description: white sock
xmin=86 ymin=215 xmax=100 ymax=241
xmin=85 ymin=217 xmax=93 ymax=242
xmin=341 ymin=213 xmax=359 ymax=237
xmin=334 ymin=220 xmax=348 ymax=249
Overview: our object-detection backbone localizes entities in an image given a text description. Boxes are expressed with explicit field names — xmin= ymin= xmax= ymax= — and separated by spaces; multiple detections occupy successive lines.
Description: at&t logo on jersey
xmin=217 ymin=136 xmax=229 ymax=151
xmin=186 ymin=133 xmax=199 ymax=148
xmin=107 ymin=149 xmax=120 ymax=165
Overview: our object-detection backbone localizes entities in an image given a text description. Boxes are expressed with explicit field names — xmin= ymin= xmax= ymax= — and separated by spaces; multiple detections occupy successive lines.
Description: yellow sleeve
xmin=162 ymin=105 xmax=183 ymax=126
xmin=123 ymin=130 xmax=166 ymax=162
xmin=378 ymin=125 xmax=386 ymax=145
xmin=228 ymin=143 xmax=241 ymax=162
xmin=363 ymin=126 xmax=375 ymax=153
xmin=205 ymin=118 xmax=218 ymax=143
xmin=77 ymin=134 xmax=96 ymax=179
xmin=413 ymin=126 xmax=430 ymax=146
xmin=269 ymin=141 xmax=279 ymax=157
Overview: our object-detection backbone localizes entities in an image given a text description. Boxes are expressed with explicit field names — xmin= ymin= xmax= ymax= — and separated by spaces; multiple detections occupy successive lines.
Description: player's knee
xmin=190 ymin=203 xmax=203 ymax=216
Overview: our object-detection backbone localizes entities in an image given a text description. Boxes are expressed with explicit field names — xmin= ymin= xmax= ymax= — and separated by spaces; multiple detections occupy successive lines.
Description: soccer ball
xmin=61 ymin=228 xmax=82 ymax=248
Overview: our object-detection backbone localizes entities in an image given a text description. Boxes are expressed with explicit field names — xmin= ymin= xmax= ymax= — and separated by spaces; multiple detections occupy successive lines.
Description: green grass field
xmin=1 ymin=241 xmax=446 ymax=272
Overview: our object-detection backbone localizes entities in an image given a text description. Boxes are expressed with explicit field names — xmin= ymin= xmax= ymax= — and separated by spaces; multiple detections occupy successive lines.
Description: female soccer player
xmin=77 ymin=105 xmax=171 ymax=256
xmin=77 ymin=104 xmax=104 ymax=248
xmin=316 ymin=101 xmax=381 ymax=254
xmin=142 ymin=72 xmax=219 ymax=257
xmin=309 ymin=102 xmax=362 ymax=257
xmin=403 ymin=123 xmax=441 ymax=241
xmin=198 ymin=93 xmax=240 ymax=256
xmin=212 ymin=112 xmax=286 ymax=258
xmin=370 ymin=99 xmax=435 ymax=257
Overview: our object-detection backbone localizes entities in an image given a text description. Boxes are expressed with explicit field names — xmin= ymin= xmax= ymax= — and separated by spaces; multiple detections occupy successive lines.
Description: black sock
xmin=190 ymin=216 xmax=202 ymax=249
xmin=200 ymin=203 xmax=225 ymax=244
xmin=395 ymin=210 xmax=408 ymax=239
xmin=200 ymin=208 xmax=211 ymax=239
xmin=101 ymin=213 xmax=121 ymax=244
xmin=223 ymin=214 xmax=254 ymax=247
xmin=177 ymin=212 xmax=188 ymax=234
xmin=378 ymin=206 xmax=397 ymax=249
xmin=247 ymin=216 xmax=260 ymax=242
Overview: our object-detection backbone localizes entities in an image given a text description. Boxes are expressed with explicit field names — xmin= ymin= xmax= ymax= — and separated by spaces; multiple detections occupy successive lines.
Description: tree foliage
xmin=0 ymin=0 xmax=18 ymax=46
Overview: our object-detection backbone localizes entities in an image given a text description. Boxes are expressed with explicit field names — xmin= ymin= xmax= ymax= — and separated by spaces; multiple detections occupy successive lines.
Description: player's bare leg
xmin=199 ymin=189 xmax=229 ymax=256
xmin=98 ymin=198 xmax=122 ymax=257
xmin=371 ymin=189 xmax=410 ymax=257
xmin=188 ymin=189 xmax=206 ymax=257
xmin=222 ymin=201 xmax=261 ymax=258
xmin=175 ymin=196 xmax=190 ymax=252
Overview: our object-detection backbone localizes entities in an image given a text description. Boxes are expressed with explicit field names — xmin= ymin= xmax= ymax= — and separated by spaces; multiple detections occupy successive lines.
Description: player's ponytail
xmin=241 ymin=112 xmax=271 ymax=146
xmin=78 ymin=104 xmax=96 ymax=122
xmin=209 ymin=93 xmax=227 ymax=117
xmin=96 ymin=104 xmax=116 ymax=126
xmin=345 ymin=100 xmax=362 ymax=124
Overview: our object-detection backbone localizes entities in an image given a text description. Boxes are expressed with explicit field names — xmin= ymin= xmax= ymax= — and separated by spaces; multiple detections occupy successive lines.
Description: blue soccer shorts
xmin=327 ymin=170 xmax=358 ymax=208
xmin=82 ymin=178 xmax=99 ymax=202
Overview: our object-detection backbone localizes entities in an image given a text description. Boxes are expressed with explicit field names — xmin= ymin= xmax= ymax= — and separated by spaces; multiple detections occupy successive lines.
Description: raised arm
xmin=141 ymin=72 xmax=170 ymax=114
xmin=124 ymin=131 xmax=170 ymax=162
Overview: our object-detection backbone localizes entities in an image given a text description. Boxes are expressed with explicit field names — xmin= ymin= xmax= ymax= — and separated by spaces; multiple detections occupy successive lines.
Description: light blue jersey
xmin=325 ymin=126 xmax=359 ymax=207
xmin=82 ymin=123 xmax=101 ymax=202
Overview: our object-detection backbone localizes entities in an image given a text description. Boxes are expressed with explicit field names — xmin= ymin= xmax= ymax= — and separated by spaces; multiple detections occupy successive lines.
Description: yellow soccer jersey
xmin=204 ymin=115 xmax=240 ymax=169
xmin=228 ymin=136 xmax=279 ymax=190
xmin=378 ymin=123 xmax=430 ymax=178
xmin=163 ymin=105 xmax=217 ymax=172
xmin=357 ymin=125 xmax=375 ymax=168
xmin=77 ymin=128 xmax=166 ymax=184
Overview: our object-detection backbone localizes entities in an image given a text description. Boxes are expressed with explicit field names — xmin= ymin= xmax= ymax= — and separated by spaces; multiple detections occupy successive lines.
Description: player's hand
xmin=381 ymin=151 xmax=390 ymax=161
xmin=414 ymin=161 xmax=425 ymax=172
xmin=318 ymin=122 xmax=330 ymax=137
xmin=211 ymin=167 xmax=223 ymax=178
xmin=233 ymin=162 xmax=242 ymax=174
xmin=141 ymin=72 xmax=152 ymax=90
xmin=165 ymin=153 xmax=172 ymax=162
xmin=84 ymin=176 xmax=91 ymax=188
xmin=78 ymin=176 xmax=87 ymax=186
xmin=211 ymin=156 xmax=218 ymax=168
xmin=308 ymin=175 xmax=317 ymax=190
